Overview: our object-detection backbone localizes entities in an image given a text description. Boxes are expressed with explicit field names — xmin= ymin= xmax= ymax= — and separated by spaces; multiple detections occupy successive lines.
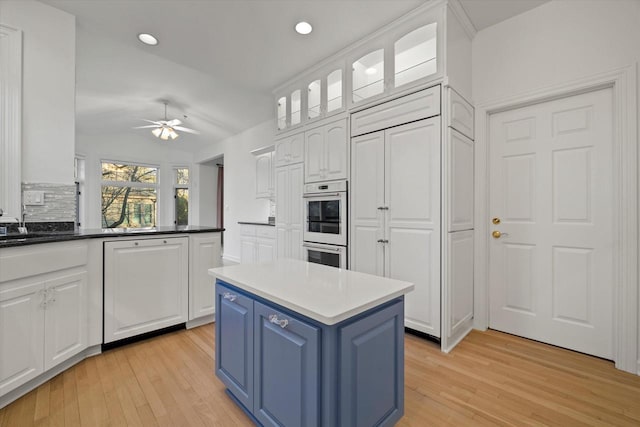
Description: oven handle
xmin=303 ymin=242 xmax=342 ymax=253
xmin=303 ymin=192 xmax=343 ymax=198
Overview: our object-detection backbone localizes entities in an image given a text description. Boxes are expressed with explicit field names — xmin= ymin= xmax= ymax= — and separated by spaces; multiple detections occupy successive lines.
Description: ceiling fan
xmin=135 ymin=101 xmax=199 ymax=140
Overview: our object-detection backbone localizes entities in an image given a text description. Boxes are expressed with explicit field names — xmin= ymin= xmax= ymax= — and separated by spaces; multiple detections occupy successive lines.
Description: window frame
xmin=173 ymin=166 xmax=190 ymax=226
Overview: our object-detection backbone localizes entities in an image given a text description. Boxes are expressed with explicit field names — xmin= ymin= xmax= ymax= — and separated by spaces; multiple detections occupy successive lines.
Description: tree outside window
xmin=101 ymin=162 xmax=158 ymax=228
xmin=175 ymin=168 xmax=189 ymax=226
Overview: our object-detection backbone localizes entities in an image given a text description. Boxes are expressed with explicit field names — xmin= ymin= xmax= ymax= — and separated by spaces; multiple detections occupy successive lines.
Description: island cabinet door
xmin=339 ymin=300 xmax=404 ymax=427
xmin=215 ymin=283 xmax=254 ymax=411
xmin=254 ymin=302 xmax=320 ymax=427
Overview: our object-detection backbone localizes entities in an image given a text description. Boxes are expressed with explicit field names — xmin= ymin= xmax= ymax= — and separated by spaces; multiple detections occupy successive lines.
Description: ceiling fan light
xmin=168 ymin=128 xmax=179 ymax=139
xmin=151 ymin=127 xmax=162 ymax=138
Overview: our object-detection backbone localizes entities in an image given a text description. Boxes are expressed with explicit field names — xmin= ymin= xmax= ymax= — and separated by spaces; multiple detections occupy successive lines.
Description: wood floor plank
xmin=2 ymin=327 xmax=640 ymax=426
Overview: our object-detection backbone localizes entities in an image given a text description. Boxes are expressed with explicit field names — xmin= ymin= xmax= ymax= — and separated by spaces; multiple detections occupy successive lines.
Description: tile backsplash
xmin=22 ymin=183 xmax=76 ymax=222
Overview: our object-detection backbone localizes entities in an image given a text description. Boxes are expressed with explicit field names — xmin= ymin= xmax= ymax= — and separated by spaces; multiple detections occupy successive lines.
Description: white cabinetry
xmin=189 ymin=232 xmax=222 ymax=320
xmin=304 ymin=118 xmax=348 ymax=183
xmin=240 ymin=225 xmax=276 ymax=264
xmin=104 ymin=237 xmax=188 ymax=343
xmin=254 ymin=150 xmax=275 ymax=199
xmin=275 ymin=163 xmax=304 ymax=260
xmin=275 ymin=132 xmax=304 ymax=167
xmin=351 ymin=116 xmax=441 ymax=337
xmin=0 ymin=241 xmax=88 ymax=398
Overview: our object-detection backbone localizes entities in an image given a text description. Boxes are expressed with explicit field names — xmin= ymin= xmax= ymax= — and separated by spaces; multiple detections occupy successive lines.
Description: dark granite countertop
xmin=0 ymin=226 xmax=224 ymax=248
xmin=238 ymin=221 xmax=275 ymax=226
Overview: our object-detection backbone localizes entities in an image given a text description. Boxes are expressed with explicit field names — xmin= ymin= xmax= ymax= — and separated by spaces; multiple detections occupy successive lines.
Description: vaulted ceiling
xmin=41 ymin=0 xmax=548 ymax=152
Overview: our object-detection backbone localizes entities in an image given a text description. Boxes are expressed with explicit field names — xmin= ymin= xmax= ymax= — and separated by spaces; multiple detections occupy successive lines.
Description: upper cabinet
xmin=304 ymin=119 xmax=348 ymax=183
xmin=252 ymin=146 xmax=276 ymax=199
xmin=273 ymin=2 xmax=461 ymax=134
xmin=275 ymin=132 xmax=304 ymax=167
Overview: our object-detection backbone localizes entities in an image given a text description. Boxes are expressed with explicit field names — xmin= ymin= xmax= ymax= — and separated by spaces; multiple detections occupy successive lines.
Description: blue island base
xmin=215 ymin=280 xmax=405 ymax=427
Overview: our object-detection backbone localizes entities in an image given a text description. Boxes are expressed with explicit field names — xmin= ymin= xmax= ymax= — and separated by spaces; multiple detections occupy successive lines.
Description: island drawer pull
xmin=268 ymin=314 xmax=289 ymax=328
xmin=223 ymin=292 xmax=237 ymax=302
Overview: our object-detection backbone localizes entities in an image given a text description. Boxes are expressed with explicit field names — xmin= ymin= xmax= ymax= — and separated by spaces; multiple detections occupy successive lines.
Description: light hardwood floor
xmin=1 ymin=326 xmax=639 ymax=426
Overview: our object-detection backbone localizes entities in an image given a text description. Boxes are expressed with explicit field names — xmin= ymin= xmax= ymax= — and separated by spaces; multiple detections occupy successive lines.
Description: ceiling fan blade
xmin=173 ymin=126 xmax=200 ymax=134
xmin=140 ymin=119 xmax=162 ymax=125
xmin=134 ymin=124 xmax=161 ymax=129
xmin=166 ymin=119 xmax=182 ymax=127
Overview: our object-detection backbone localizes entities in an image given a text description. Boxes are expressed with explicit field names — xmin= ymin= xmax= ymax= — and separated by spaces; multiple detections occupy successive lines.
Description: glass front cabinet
xmin=274 ymin=6 xmax=444 ymax=132
xmin=348 ymin=13 xmax=443 ymax=108
xmin=275 ymin=65 xmax=345 ymax=132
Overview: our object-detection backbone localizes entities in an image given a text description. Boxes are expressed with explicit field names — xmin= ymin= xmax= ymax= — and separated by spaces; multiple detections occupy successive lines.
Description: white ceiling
xmin=41 ymin=0 xmax=548 ymax=153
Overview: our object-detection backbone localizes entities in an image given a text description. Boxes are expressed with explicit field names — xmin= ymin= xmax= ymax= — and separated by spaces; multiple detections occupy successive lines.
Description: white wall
xmin=195 ymin=160 xmax=218 ymax=227
xmin=77 ymin=132 xmax=195 ymax=229
xmin=472 ymin=0 xmax=640 ymax=374
xmin=196 ymin=120 xmax=273 ymax=262
xmin=0 ymin=0 xmax=76 ymax=184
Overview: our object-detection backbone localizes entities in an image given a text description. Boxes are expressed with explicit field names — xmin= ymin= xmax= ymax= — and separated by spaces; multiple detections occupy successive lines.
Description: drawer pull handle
xmin=223 ymin=292 xmax=237 ymax=302
xmin=134 ymin=242 xmax=139 ymax=246
xmin=377 ymin=239 xmax=389 ymax=244
xmin=268 ymin=314 xmax=289 ymax=329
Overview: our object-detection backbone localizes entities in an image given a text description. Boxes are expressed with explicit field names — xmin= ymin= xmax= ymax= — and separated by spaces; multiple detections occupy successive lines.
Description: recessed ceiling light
xmin=365 ymin=67 xmax=377 ymax=75
xmin=295 ymin=21 xmax=312 ymax=35
xmin=137 ymin=33 xmax=158 ymax=46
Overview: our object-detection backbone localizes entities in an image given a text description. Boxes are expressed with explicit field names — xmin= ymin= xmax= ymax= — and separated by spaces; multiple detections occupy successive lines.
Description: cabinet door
xmin=304 ymin=127 xmax=324 ymax=183
xmin=256 ymin=153 xmax=272 ymax=198
xmin=324 ymin=119 xmax=348 ymax=181
xmin=289 ymin=133 xmax=304 ymax=164
xmin=189 ymin=233 xmax=222 ymax=320
xmin=256 ymin=238 xmax=275 ymax=263
xmin=385 ymin=118 xmax=441 ymax=337
xmin=216 ymin=283 xmax=254 ymax=411
xmin=275 ymin=137 xmax=291 ymax=167
xmin=289 ymin=227 xmax=303 ymax=260
xmin=254 ymin=302 xmax=319 ymax=427
xmin=276 ymin=228 xmax=289 ymax=259
xmin=444 ymin=230 xmax=474 ymax=349
xmin=240 ymin=238 xmax=257 ymax=264
xmin=350 ymin=131 xmax=385 ymax=276
xmin=0 ymin=281 xmax=45 ymax=396
xmin=447 ymin=128 xmax=474 ymax=232
xmin=44 ymin=272 xmax=87 ymax=371
xmin=104 ymin=237 xmax=189 ymax=343
xmin=289 ymin=164 xmax=304 ymax=230
xmin=339 ymin=300 xmax=404 ymax=427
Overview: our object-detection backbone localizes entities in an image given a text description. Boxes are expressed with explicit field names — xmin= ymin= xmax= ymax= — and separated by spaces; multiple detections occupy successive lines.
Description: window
xmin=101 ymin=162 xmax=158 ymax=228
xmin=174 ymin=167 xmax=189 ymax=226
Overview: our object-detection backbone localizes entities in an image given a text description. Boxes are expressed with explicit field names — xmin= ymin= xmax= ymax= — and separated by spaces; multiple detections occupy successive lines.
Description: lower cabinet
xmin=215 ymin=281 xmax=404 ymax=427
xmin=104 ymin=237 xmax=188 ymax=343
xmin=0 ymin=241 xmax=88 ymax=398
xmin=189 ymin=232 xmax=222 ymax=320
xmin=240 ymin=224 xmax=276 ymax=264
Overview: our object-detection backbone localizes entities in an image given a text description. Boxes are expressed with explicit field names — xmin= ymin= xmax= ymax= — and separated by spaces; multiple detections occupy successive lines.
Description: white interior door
xmin=488 ymin=88 xmax=614 ymax=359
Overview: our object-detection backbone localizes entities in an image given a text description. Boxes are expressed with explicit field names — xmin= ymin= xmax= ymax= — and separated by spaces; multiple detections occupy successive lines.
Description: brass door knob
xmin=492 ymin=230 xmax=509 ymax=239
xmin=492 ymin=217 xmax=501 ymax=225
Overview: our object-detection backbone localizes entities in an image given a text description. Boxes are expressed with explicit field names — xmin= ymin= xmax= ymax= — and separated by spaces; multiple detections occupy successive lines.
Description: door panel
xmin=325 ymin=119 xmax=348 ymax=181
xmin=385 ymin=118 xmax=441 ymax=337
xmin=216 ymin=284 xmax=254 ymax=411
xmin=350 ymin=131 xmax=385 ymax=275
xmin=254 ymin=302 xmax=319 ymax=427
xmin=304 ymin=128 xmax=324 ymax=183
xmin=489 ymin=88 xmax=614 ymax=359
xmin=44 ymin=272 xmax=87 ymax=371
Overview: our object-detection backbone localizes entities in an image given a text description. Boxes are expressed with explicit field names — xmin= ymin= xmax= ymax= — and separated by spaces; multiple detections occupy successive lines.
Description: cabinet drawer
xmin=240 ymin=224 xmax=256 ymax=237
xmin=255 ymin=226 xmax=276 ymax=239
xmin=351 ymin=85 xmax=441 ymax=136
xmin=0 ymin=241 xmax=88 ymax=283
xmin=447 ymin=88 xmax=474 ymax=140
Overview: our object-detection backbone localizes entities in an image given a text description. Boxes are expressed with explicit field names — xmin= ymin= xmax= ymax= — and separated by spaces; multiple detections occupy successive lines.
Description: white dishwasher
xmin=103 ymin=236 xmax=188 ymax=344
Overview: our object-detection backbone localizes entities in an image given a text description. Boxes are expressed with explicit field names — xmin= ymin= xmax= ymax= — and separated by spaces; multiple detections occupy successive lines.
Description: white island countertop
xmin=209 ymin=259 xmax=414 ymax=325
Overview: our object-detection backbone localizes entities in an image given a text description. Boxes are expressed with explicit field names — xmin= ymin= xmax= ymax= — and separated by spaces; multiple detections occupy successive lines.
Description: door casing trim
xmin=474 ymin=65 xmax=638 ymax=374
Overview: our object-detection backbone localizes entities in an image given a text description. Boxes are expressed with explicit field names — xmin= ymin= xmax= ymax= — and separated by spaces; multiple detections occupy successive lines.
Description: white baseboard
xmin=187 ymin=314 xmax=215 ymax=329
xmin=222 ymin=254 xmax=240 ymax=264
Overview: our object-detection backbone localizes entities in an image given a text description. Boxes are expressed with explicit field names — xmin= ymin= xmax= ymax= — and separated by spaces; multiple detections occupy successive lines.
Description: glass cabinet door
xmin=308 ymin=80 xmax=321 ymax=120
xmin=290 ymin=90 xmax=301 ymax=126
xmin=352 ymin=49 xmax=384 ymax=103
xmin=394 ymin=23 xmax=437 ymax=88
xmin=326 ymin=69 xmax=342 ymax=113
xmin=277 ymin=96 xmax=287 ymax=130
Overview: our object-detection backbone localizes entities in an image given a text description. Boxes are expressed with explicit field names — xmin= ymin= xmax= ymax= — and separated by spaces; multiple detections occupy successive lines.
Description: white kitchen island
xmin=209 ymin=259 xmax=414 ymax=427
